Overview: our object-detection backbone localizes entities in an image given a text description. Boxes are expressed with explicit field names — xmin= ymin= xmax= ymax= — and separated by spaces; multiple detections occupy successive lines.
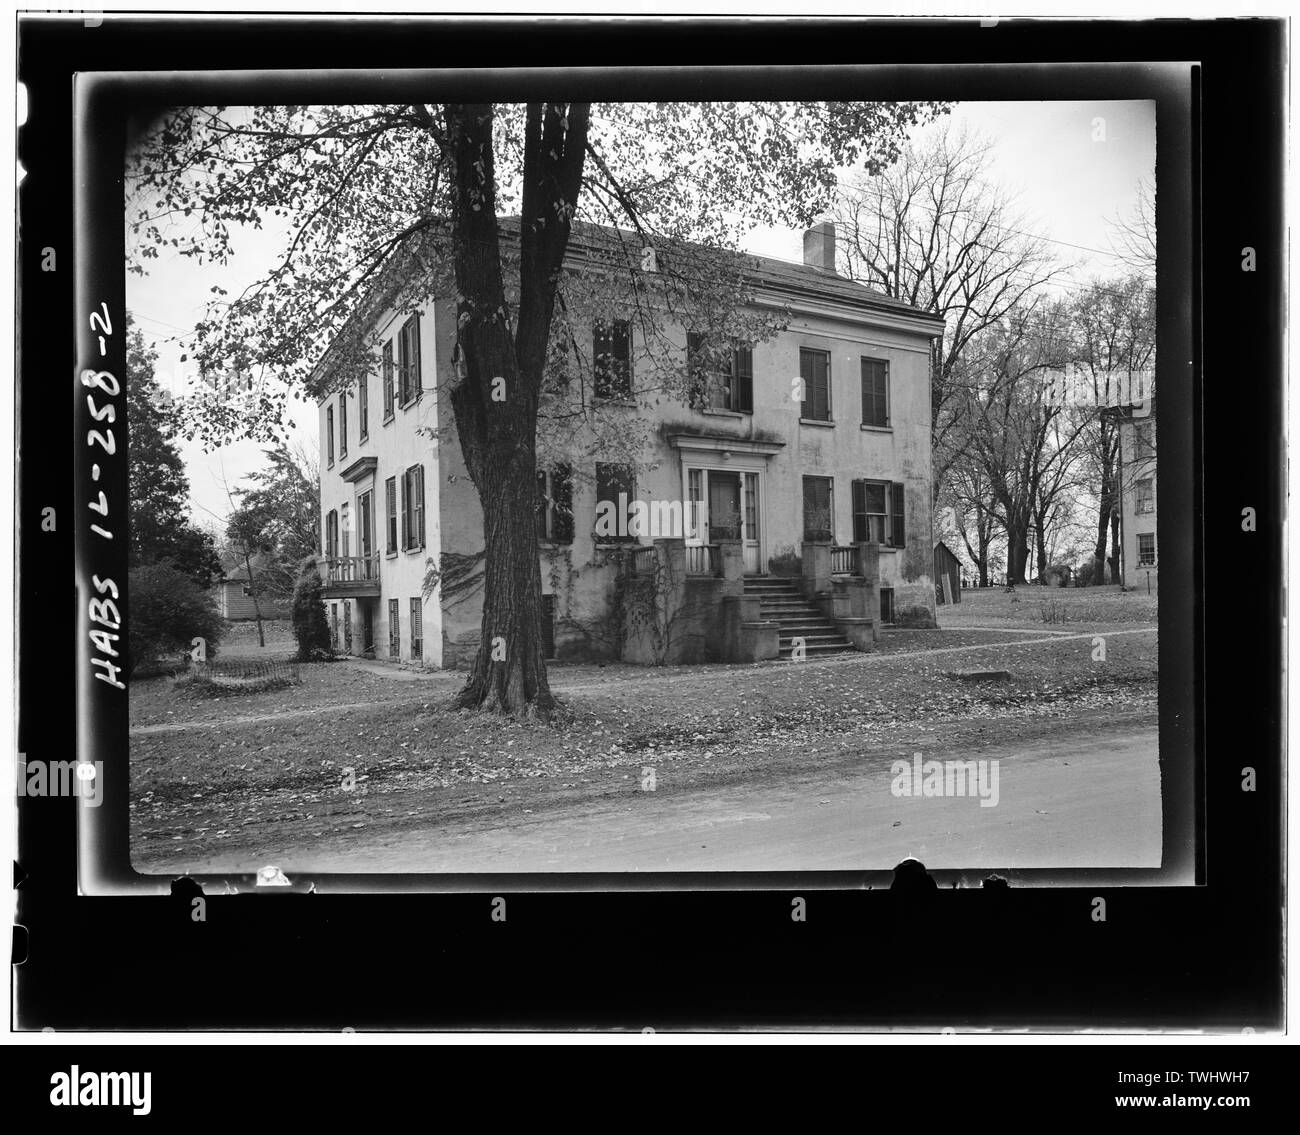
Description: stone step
xmin=772 ymin=622 xmax=842 ymax=635
xmin=778 ymin=631 xmax=848 ymax=644
xmin=778 ymin=642 xmax=855 ymax=658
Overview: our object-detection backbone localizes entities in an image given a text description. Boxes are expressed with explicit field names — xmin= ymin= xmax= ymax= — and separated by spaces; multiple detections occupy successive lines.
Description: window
xmin=852 ymin=480 xmax=906 ymax=547
xmin=402 ymin=464 xmax=425 ymax=550
xmin=398 ymin=314 xmax=421 ymax=406
xmin=382 ymin=340 xmax=395 ymax=420
xmin=385 ymin=476 xmax=398 ymax=554
xmin=326 ymin=406 xmax=335 ymax=466
xmin=861 ymin=357 xmax=889 ymax=428
xmin=1133 ymin=420 xmax=1155 ymax=459
xmin=358 ymin=373 xmax=369 ymax=441
xmin=410 ymin=598 xmax=423 ymax=660
xmin=1137 ymin=532 xmax=1157 ymax=566
xmin=325 ymin=509 xmax=339 ymax=559
xmin=802 ymin=476 xmax=834 ymax=543
xmin=343 ymin=599 xmax=352 ymax=653
xmin=357 ymin=490 xmax=374 ymax=570
xmin=330 ymin=603 xmax=339 ymax=651
xmin=541 ymin=594 xmax=556 ymax=660
xmin=594 ymin=319 xmax=632 ymax=399
xmin=536 ymin=464 xmax=575 ymax=544
xmin=388 ymin=598 xmax=400 ymax=659
xmin=338 ymin=395 xmax=348 ymax=459
xmin=687 ymin=334 xmax=753 ymax=413
xmin=594 ymin=462 xmax=636 ymax=542
xmin=800 ymin=348 xmax=831 ymax=421
xmin=879 ymin=587 xmax=896 ymax=625
xmin=686 ymin=468 xmax=704 ymax=540
xmin=1135 ymin=477 xmax=1155 ymax=515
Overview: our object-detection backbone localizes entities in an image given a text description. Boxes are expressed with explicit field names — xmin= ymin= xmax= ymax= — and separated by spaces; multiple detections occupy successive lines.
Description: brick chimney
xmin=802 ymin=221 xmax=836 ymax=274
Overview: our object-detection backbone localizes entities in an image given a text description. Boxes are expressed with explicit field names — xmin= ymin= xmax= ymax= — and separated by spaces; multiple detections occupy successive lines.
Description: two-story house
xmin=1118 ymin=397 xmax=1158 ymax=589
xmin=314 ymin=221 xmax=944 ymax=668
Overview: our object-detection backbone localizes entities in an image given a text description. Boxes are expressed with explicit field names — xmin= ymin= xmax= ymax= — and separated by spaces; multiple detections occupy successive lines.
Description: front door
xmin=358 ymin=490 xmax=373 ymax=578
xmin=361 ymin=601 xmax=374 ymax=654
xmin=708 ymin=472 xmax=741 ymax=542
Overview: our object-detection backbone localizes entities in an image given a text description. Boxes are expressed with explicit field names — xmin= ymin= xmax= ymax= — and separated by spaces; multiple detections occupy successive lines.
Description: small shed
xmin=214 ymin=568 xmax=260 ymax=620
xmin=934 ymin=541 xmax=962 ymax=605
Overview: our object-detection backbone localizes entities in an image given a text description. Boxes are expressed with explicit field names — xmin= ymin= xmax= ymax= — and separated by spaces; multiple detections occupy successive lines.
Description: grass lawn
xmin=939 ymin=584 xmax=1158 ymax=629
xmin=130 ymin=624 xmax=1158 ymax=867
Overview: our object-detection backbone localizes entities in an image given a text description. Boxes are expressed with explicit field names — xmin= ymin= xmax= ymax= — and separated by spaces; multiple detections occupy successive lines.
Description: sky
xmin=125 ymin=98 xmax=1156 ymax=531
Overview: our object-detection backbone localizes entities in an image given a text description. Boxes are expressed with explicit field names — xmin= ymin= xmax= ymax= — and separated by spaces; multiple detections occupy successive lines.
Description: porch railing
xmin=685 ymin=543 xmax=721 ymax=577
xmin=830 ymin=545 xmax=856 ymax=575
xmin=628 ymin=546 xmax=656 ymax=578
xmin=325 ymin=554 xmax=381 ymax=583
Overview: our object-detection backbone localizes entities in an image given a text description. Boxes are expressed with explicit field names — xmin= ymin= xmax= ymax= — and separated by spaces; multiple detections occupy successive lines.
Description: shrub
xmin=128 ymin=562 xmax=226 ymax=675
xmin=291 ymin=556 xmax=332 ymax=661
xmin=768 ymin=545 xmax=802 ymax=577
xmin=895 ymin=603 xmax=937 ymax=629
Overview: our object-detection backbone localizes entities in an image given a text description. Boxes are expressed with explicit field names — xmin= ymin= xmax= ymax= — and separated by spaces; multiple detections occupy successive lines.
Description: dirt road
xmin=141 ymin=716 xmax=1159 ymax=876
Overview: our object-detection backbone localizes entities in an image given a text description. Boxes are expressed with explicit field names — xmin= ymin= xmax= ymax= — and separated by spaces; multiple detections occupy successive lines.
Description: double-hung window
xmin=687 ymin=334 xmax=753 ymax=413
xmin=800 ymin=348 xmax=831 ymax=422
xmin=398 ymin=315 xmax=421 ymax=406
xmin=382 ymin=341 xmax=395 ymax=420
xmin=802 ymin=476 xmax=834 ymax=543
xmin=594 ymin=462 xmax=636 ymax=542
xmin=861 ymin=357 xmax=889 ymax=428
xmin=401 ymin=464 xmax=425 ymax=551
xmin=385 ymin=476 xmax=398 ymax=554
xmin=1137 ymin=532 xmax=1157 ymax=566
xmin=594 ymin=319 xmax=632 ymax=399
xmin=852 ymin=480 xmax=906 ymax=547
xmin=536 ymin=464 xmax=575 ymax=543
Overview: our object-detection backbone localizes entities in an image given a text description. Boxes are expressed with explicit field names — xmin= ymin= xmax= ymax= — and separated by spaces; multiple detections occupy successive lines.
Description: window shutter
xmin=735 ymin=347 xmax=753 ymax=413
xmin=686 ymin=332 xmax=705 ymax=407
xmin=416 ymin=465 xmax=426 ymax=546
xmin=553 ymin=464 xmax=574 ymax=544
xmin=385 ymin=477 xmax=397 ymax=553
xmin=890 ymin=482 xmax=906 ymax=548
xmin=411 ymin=314 xmax=422 ymax=401
xmin=852 ymin=481 xmax=866 ymax=543
xmin=382 ymin=342 xmax=394 ymax=416
xmin=399 ymin=470 xmax=407 ymax=549
xmin=536 ymin=470 xmax=549 ymax=538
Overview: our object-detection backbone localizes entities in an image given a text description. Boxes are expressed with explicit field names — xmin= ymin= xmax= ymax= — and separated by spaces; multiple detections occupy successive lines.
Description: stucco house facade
xmin=1117 ymin=398 xmax=1158 ymax=590
xmin=314 ymin=221 xmax=944 ymax=668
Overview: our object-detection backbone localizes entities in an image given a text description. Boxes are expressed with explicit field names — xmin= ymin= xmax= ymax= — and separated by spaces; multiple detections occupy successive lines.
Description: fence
xmin=182 ymin=657 xmax=302 ymax=693
xmin=830 ymin=545 xmax=856 ymax=575
xmin=628 ymin=546 xmax=657 ymax=577
xmin=325 ymin=554 xmax=380 ymax=582
xmin=685 ymin=544 xmax=721 ymax=576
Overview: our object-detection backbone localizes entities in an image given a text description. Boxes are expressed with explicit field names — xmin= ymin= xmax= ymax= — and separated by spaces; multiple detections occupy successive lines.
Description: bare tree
xmin=1068 ymin=275 xmax=1156 ymax=584
xmin=833 ymin=123 xmax=1068 ymax=499
xmin=960 ymin=302 xmax=1089 ymax=585
xmin=1109 ymin=175 xmax=1157 ymax=279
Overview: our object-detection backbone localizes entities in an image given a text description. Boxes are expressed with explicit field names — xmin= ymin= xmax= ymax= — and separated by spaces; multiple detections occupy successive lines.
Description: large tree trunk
xmin=1091 ymin=422 xmax=1119 ymax=585
xmin=1034 ymin=513 xmax=1049 ymax=582
xmin=242 ymin=547 xmax=266 ymax=648
xmin=1108 ymin=507 xmax=1122 ymax=585
xmin=1005 ymin=523 xmax=1031 ymax=585
xmin=444 ymin=101 xmax=587 ymax=718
